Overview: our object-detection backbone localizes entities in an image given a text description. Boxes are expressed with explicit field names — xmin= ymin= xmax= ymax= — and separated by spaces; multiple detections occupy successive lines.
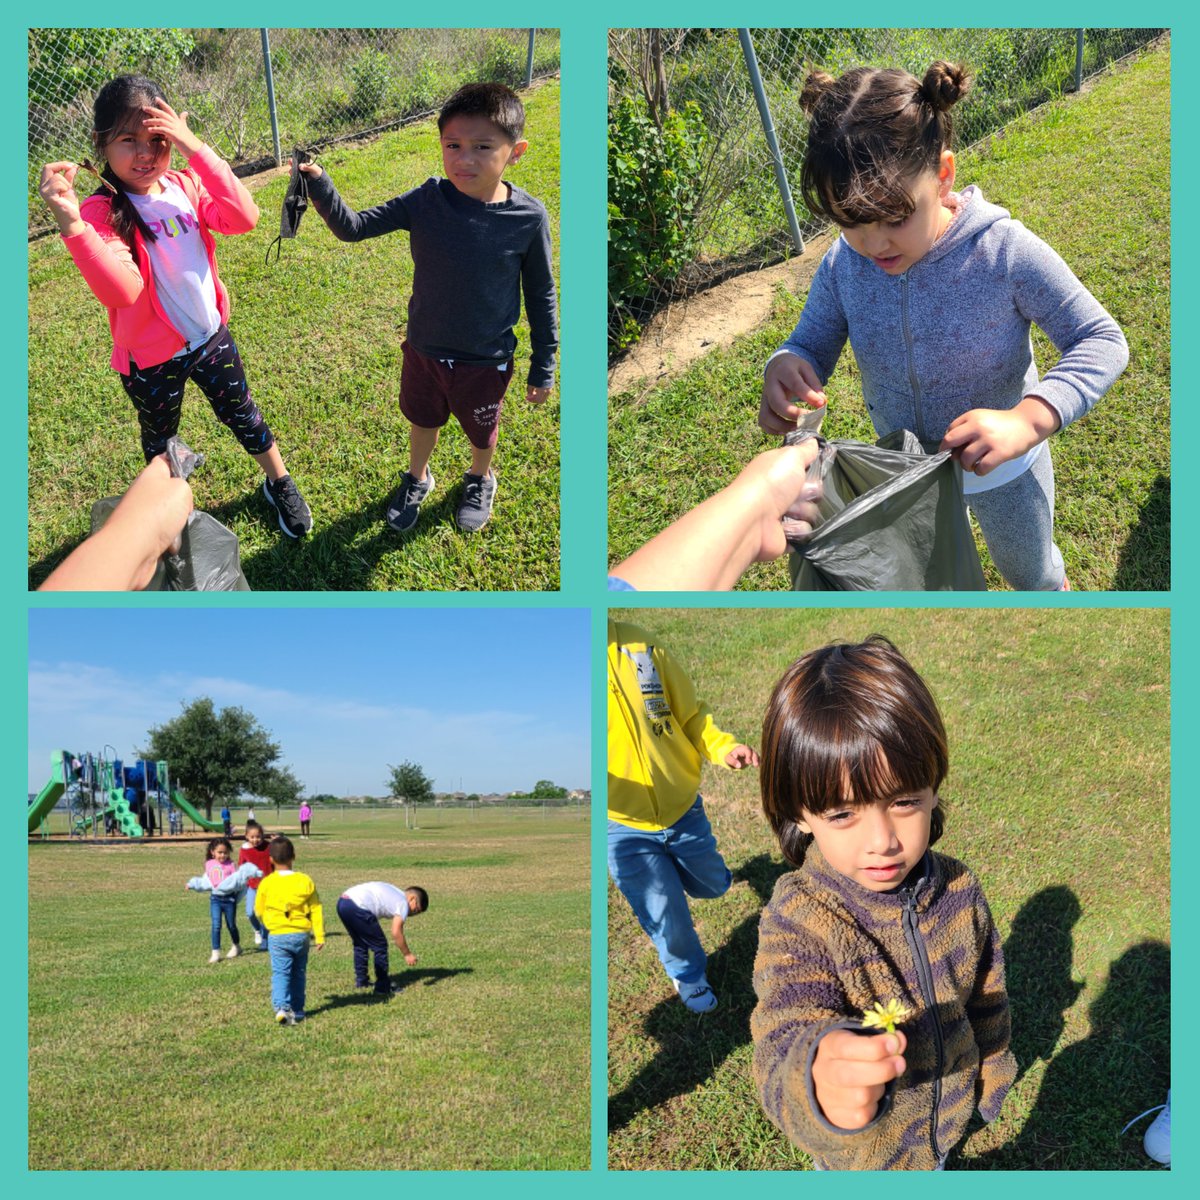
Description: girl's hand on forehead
xmin=141 ymin=98 xmax=203 ymax=160
xmin=760 ymin=354 xmax=827 ymax=436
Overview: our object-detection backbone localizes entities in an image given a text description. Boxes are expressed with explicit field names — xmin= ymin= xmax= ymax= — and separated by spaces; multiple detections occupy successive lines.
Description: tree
xmin=141 ymin=698 xmax=283 ymax=819
xmin=257 ymin=765 xmax=303 ymax=808
xmin=387 ymin=761 xmax=433 ymax=804
xmin=530 ymin=779 xmax=568 ymax=799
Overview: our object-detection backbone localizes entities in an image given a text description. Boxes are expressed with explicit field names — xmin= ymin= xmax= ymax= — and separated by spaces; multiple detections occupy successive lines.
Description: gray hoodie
xmin=777 ymin=186 xmax=1128 ymax=448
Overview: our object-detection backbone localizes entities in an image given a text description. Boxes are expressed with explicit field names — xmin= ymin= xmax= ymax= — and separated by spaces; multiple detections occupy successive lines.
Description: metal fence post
xmin=1075 ymin=29 xmax=1085 ymax=93
xmin=261 ymin=28 xmax=282 ymax=166
xmin=525 ymin=29 xmax=536 ymax=88
xmin=738 ymin=29 xmax=805 ymax=256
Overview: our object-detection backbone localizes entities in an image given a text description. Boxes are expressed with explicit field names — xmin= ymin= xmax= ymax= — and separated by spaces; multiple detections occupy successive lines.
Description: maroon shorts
xmin=398 ymin=341 xmax=514 ymax=450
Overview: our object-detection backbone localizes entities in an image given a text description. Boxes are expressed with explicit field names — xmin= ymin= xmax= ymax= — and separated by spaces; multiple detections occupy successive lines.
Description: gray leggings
xmin=966 ymin=442 xmax=1065 ymax=591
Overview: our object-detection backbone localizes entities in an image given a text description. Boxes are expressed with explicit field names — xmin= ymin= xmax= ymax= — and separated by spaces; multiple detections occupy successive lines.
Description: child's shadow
xmin=306 ymin=967 xmax=473 ymax=1016
xmin=608 ymin=853 xmax=788 ymax=1134
xmin=957 ymin=882 xmax=1167 ymax=1170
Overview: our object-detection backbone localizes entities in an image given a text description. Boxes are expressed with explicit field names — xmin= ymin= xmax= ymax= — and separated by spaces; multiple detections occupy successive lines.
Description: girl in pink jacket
xmin=39 ymin=74 xmax=312 ymax=539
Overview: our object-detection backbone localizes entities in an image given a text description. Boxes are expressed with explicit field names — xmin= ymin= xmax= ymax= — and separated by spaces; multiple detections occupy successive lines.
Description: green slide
xmin=170 ymin=789 xmax=224 ymax=832
xmin=28 ymin=776 xmax=65 ymax=833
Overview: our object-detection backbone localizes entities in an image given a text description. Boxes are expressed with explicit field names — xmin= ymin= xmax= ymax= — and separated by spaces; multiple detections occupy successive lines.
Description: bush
xmin=479 ymin=35 xmax=524 ymax=87
xmin=607 ymin=98 xmax=707 ymax=353
xmin=350 ymin=47 xmax=391 ymax=119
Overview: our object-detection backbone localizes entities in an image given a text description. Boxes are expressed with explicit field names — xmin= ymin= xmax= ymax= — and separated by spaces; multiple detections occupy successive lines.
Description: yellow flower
xmin=861 ymin=999 xmax=911 ymax=1034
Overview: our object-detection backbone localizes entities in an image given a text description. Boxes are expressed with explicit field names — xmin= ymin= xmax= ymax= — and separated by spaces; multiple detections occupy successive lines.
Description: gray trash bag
xmin=785 ymin=416 xmax=986 ymax=592
xmin=89 ymin=437 xmax=251 ymax=591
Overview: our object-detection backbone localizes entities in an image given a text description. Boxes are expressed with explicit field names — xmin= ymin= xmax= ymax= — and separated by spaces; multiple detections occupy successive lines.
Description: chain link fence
xmin=608 ymin=28 xmax=1165 ymax=355
xmin=28 ymin=27 xmax=560 ymax=232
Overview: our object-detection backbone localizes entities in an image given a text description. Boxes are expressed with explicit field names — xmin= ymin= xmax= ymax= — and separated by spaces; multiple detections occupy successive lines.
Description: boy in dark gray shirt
xmin=303 ymin=83 xmax=557 ymax=533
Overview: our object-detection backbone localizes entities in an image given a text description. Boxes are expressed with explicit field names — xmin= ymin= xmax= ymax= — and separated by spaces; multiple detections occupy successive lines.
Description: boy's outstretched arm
xmin=521 ymin=213 xmax=558 ymax=397
xmin=300 ymin=161 xmax=413 ymax=243
xmin=391 ymin=914 xmax=417 ymax=966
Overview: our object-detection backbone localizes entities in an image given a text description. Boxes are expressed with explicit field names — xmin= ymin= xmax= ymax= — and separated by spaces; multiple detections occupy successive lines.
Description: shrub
xmin=350 ymin=47 xmax=391 ymax=119
xmin=479 ymin=35 xmax=524 ymax=87
xmin=607 ymin=98 xmax=707 ymax=353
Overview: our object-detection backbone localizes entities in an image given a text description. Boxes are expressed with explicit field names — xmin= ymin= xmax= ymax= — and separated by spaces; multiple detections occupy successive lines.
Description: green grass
xmin=29 ymin=804 xmax=589 ymax=1169
xmin=607 ymin=608 xmax=1169 ymax=1170
xmin=608 ymin=47 xmax=1169 ymax=591
xmin=28 ymin=80 xmax=561 ymax=591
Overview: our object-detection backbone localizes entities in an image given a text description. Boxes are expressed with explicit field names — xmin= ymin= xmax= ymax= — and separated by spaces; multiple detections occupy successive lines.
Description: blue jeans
xmin=245 ymin=888 xmax=266 ymax=939
xmin=607 ymin=796 xmax=731 ymax=985
xmin=268 ymin=932 xmax=310 ymax=1017
xmin=210 ymin=895 xmax=240 ymax=951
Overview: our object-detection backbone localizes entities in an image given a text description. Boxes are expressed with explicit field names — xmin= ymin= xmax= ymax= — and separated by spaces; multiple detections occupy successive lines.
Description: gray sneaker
xmin=456 ymin=470 xmax=497 ymax=533
xmin=385 ymin=469 xmax=435 ymax=532
xmin=262 ymin=474 xmax=313 ymax=538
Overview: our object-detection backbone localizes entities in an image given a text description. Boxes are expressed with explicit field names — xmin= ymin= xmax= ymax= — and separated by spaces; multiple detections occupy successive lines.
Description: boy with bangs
xmin=752 ymin=636 xmax=1015 ymax=1170
xmin=301 ymin=82 xmax=558 ymax=534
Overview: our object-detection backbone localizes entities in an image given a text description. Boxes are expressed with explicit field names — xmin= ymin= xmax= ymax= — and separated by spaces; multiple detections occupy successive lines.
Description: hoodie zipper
xmin=901 ymin=885 xmax=944 ymax=1162
xmin=899 ymin=274 xmax=927 ymax=443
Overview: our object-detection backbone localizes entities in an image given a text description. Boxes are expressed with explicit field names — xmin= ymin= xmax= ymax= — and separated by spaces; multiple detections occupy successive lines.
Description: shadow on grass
xmin=307 ymin=967 xmax=473 ymax=1016
xmin=1112 ymin=473 xmax=1170 ymax=592
xmin=967 ymin=938 xmax=1169 ymax=1170
xmin=608 ymin=853 xmax=788 ymax=1135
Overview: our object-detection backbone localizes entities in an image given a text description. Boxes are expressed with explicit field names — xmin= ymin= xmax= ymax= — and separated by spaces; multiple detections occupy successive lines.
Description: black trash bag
xmin=265 ymin=148 xmax=311 ymax=264
xmin=89 ymin=437 xmax=251 ymax=592
xmin=785 ymin=415 xmax=986 ymax=592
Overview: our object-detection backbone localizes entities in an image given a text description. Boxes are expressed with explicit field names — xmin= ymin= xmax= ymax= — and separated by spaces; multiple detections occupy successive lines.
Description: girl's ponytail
xmin=799 ymin=69 xmax=837 ymax=117
xmin=920 ymin=60 xmax=972 ymax=113
xmin=98 ymin=164 xmax=158 ymax=265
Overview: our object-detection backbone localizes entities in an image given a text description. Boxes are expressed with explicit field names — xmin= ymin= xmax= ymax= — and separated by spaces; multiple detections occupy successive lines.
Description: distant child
xmin=607 ymin=617 xmax=758 ymax=1014
xmin=302 ymin=82 xmax=558 ymax=534
xmin=336 ymin=882 xmax=428 ymax=995
xmin=191 ymin=837 xmax=242 ymax=964
xmin=254 ymin=836 xmax=324 ymax=1023
xmin=37 ymin=74 xmax=312 ymax=538
xmin=760 ymin=62 xmax=1128 ymax=590
xmin=298 ymin=801 xmax=312 ymax=839
xmin=238 ymin=819 xmax=274 ymax=948
xmin=752 ymin=636 xmax=1016 ymax=1170
xmin=221 ymin=803 xmax=232 ymax=835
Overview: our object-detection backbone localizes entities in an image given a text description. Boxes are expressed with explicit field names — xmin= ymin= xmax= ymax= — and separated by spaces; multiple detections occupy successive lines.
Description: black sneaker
xmin=455 ymin=470 xmax=497 ymax=533
xmin=385 ymin=469 xmax=435 ymax=532
xmin=262 ymin=475 xmax=313 ymax=538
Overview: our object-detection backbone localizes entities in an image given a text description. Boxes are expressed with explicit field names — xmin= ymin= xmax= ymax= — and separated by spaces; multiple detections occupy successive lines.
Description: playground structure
xmin=28 ymin=749 xmax=224 ymax=839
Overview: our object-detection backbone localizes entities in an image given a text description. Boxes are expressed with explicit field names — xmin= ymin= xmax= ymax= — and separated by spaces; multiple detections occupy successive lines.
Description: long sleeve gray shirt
xmin=309 ymin=174 xmax=558 ymax=388
xmin=776 ymin=186 xmax=1128 ymax=445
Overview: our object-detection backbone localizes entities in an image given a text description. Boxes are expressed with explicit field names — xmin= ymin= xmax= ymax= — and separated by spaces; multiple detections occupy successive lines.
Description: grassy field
xmin=608 ymin=608 xmax=1169 ymax=1170
xmin=28 ymin=80 xmax=561 ymax=592
xmin=28 ymin=804 xmax=589 ymax=1169
xmin=608 ymin=45 xmax=1170 ymax=591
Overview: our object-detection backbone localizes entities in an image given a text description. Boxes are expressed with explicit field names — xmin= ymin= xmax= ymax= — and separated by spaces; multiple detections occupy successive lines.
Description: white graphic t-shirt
xmin=129 ymin=179 xmax=220 ymax=352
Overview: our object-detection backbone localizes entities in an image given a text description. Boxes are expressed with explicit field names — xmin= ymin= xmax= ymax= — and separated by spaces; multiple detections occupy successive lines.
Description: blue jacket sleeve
xmin=775 ymin=246 xmax=850 ymax=384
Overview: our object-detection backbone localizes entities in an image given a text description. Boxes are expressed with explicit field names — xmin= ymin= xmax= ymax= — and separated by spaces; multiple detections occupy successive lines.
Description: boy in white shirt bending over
xmin=336 ymin=881 xmax=428 ymax=995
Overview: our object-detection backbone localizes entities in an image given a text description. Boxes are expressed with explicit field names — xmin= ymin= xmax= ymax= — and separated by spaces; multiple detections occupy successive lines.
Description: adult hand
xmin=39 ymin=162 xmax=85 ymax=236
xmin=940 ymin=397 xmax=1059 ymax=476
xmin=141 ymin=97 xmax=203 ymax=159
xmin=760 ymin=353 xmax=827 ymax=435
xmin=740 ymin=441 xmax=823 ymax=561
xmin=812 ymin=1028 xmax=907 ymax=1130
xmin=725 ymin=744 xmax=760 ymax=769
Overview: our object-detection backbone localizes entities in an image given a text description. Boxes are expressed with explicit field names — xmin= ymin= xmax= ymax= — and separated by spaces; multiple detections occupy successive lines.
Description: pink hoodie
xmin=62 ymin=144 xmax=259 ymax=373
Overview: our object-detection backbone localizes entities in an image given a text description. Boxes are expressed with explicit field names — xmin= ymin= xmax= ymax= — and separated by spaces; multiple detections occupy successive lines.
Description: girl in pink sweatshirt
xmin=38 ymin=74 xmax=312 ymax=539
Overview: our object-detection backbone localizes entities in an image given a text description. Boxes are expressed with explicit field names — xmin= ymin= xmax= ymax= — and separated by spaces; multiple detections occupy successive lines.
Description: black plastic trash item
xmin=89 ymin=437 xmax=251 ymax=592
xmin=784 ymin=416 xmax=986 ymax=592
xmin=265 ymin=148 xmax=311 ymax=264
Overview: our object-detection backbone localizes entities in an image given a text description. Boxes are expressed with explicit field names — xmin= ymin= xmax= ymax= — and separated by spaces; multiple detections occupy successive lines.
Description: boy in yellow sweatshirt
xmin=608 ymin=618 xmax=758 ymax=1013
xmin=255 ymin=836 xmax=325 ymax=1024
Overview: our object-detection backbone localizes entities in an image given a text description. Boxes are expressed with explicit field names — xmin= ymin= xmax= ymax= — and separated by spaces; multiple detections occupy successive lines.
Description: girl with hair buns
xmin=760 ymin=61 xmax=1128 ymax=591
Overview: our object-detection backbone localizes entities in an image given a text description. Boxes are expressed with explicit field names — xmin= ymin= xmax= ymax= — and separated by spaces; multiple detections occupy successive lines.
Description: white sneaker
xmin=1122 ymin=1090 xmax=1170 ymax=1165
xmin=227 ymin=944 xmax=240 ymax=959
xmin=274 ymin=1009 xmax=291 ymax=1025
xmin=208 ymin=950 xmax=221 ymax=964
xmin=672 ymin=977 xmax=718 ymax=1014
xmin=253 ymin=930 xmax=263 ymax=947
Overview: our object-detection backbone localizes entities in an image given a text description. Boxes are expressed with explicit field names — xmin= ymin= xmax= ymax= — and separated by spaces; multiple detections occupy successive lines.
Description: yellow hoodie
xmin=608 ymin=619 xmax=739 ymax=831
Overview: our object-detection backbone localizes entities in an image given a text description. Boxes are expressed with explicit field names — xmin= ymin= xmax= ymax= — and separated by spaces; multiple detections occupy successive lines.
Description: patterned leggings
xmin=120 ymin=326 xmax=275 ymax=462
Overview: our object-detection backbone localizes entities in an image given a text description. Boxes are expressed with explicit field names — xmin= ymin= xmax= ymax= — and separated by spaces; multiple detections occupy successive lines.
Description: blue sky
xmin=28 ymin=608 xmax=590 ymax=797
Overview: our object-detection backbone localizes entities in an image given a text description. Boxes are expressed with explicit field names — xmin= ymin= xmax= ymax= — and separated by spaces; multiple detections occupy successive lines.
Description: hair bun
xmin=921 ymin=61 xmax=972 ymax=112
xmin=800 ymin=69 xmax=837 ymax=117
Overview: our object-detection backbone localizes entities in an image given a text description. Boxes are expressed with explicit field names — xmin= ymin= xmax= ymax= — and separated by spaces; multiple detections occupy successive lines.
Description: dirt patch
xmin=607 ymin=228 xmax=835 ymax=399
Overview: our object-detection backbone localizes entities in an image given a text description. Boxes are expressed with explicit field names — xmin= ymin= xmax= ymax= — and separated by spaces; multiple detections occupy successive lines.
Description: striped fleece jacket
xmin=752 ymin=844 xmax=1016 ymax=1170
